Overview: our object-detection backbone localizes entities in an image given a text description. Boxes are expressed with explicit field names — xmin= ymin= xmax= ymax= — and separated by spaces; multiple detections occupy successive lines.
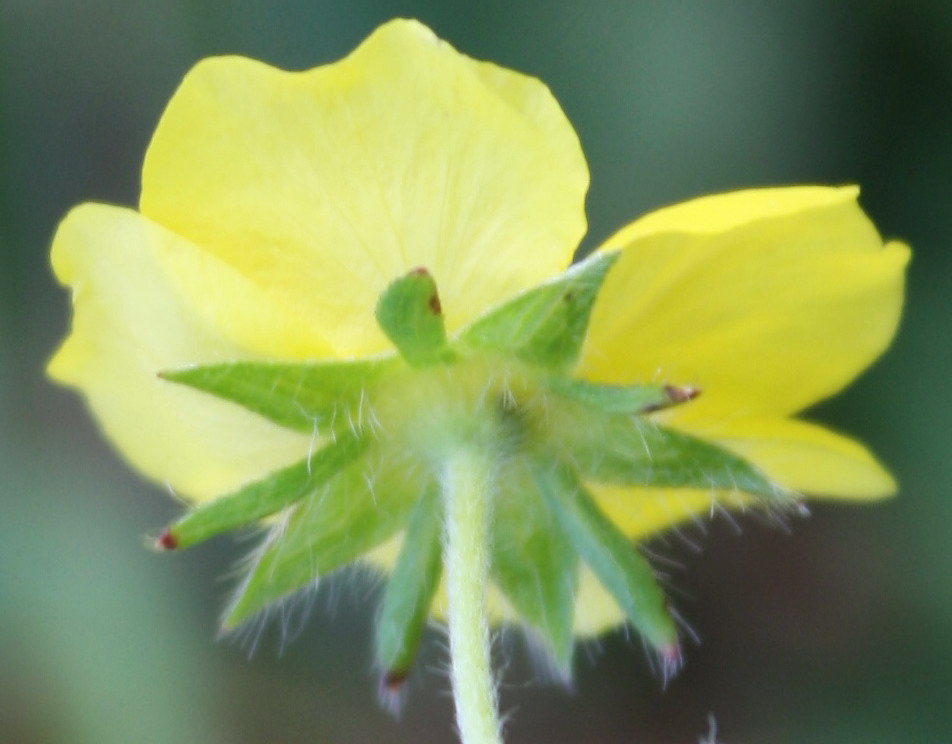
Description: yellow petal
xmin=600 ymin=185 xmax=874 ymax=245
xmin=587 ymin=484 xmax=733 ymax=543
xmin=140 ymin=18 xmax=588 ymax=358
xmin=579 ymin=187 xmax=910 ymax=417
xmin=48 ymin=204 xmax=313 ymax=501
xmin=573 ymin=566 xmax=625 ymax=637
xmin=675 ymin=414 xmax=897 ymax=499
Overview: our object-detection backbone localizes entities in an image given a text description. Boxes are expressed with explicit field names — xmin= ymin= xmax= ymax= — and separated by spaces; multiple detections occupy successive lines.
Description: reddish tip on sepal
xmin=664 ymin=384 xmax=701 ymax=404
xmin=376 ymin=669 xmax=409 ymax=717
xmin=406 ymin=266 xmax=443 ymax=314
xmin=660 ymin=642 xmax=682 ymax=663
xmin=659 ymin=643 xmax=683 ymax=688
xmin=155 ymin=529 xmax=178 ymax=550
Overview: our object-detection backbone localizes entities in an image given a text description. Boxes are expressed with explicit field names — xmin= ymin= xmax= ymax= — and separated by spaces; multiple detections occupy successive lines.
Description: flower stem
xmin=442 ymin=449 xmax=503 ymax=744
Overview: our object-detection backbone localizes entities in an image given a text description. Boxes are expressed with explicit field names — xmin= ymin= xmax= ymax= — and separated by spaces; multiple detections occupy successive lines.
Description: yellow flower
xmin=49 ymin=18 xmax=908 ymax=651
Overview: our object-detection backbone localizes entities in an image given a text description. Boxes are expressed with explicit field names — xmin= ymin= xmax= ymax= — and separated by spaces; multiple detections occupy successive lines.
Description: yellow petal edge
xmin=140 ymin=18 xmax=589 ymax=357
xmin=49 ymin=204 xmax=313 ymax=501
xmin=581 ymin=186 xmax=910 ymax=417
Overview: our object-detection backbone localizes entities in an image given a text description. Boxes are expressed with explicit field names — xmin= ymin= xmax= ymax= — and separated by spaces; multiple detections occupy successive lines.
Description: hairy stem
xmin=442 ymin=449 xmax=502 ymax=744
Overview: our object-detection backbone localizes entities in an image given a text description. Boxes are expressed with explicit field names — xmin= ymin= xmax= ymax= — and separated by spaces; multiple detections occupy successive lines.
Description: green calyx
xmin=157 ymin=252 xmax=792 ymax=682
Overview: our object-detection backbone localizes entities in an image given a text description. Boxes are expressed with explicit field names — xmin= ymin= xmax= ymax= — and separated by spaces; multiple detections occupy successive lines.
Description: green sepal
xmin=545 ymin=377 xmax=698 ymax=415
xmin=458 ymin=252 xmax=618 ymax=371
xmin=222 ymin=458 xmax=420 ymax=630
xmin=530 ymin=458 xmax=677 ymax=653
xmin=156 ymin=431 xmax=369 ymax=550
xmin=491 ymin=462 xmax=578 ymax=673
xmin=374 ymin=486 xmax=443 ymax=679
xmin=376 ymin=268 xmax=454 ymax=367
xmin=160 ymin=357 xmax=397 ymax=434
xmin=561 ymin=412 xmax=785 ymax=501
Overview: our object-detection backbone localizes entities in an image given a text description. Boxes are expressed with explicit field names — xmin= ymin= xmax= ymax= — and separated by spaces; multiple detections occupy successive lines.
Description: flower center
xmin=373 ymin=356 xmax=542 ymax=470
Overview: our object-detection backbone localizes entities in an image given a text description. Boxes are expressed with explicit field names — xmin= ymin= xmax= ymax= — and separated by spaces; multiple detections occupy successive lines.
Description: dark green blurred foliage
xmin=1 ymin=1 xmax=949 ymax=742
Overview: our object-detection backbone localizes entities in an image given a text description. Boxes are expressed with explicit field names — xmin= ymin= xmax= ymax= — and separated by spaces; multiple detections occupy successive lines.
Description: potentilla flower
xmin=49 ymin=18 xmax=909 ymax=743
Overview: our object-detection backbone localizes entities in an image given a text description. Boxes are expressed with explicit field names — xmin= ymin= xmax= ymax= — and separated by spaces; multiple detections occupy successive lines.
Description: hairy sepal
xmin=530 ymin=458 xmax=678 ymax=654
xmin=375 ymin=485 xmax=443 ymax=680
xmin=376 ymin=268 xmax=455 ymax=367
xmin=544 ymin=377 xmax=697 ymax=415
xmin=223 ymin=457 xmax=421 ymax=629
xmin=160 ymin=357 xmax=397 ymax=433
xmin=491 ymin=461 xmax=578 ymax=674
xmin=157 ymin=430 xmax=369 ymax=549
xmin=458 ymin=252 xmax=619 ymax=372
xmin=559 ymin=410 xmax=786 ymax=502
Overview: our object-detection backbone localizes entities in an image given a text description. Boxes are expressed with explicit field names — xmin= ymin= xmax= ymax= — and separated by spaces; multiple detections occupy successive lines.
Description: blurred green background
xmin=2 ymin=1 xmax=949 ymax=742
